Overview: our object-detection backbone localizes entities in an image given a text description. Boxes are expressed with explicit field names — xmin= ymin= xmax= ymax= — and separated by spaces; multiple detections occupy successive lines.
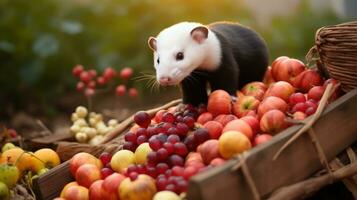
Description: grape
xmin=167 ymin=134 xmax=180 ymax=144
xmin=99 ymin=152 xmax=112 ymax=166
xmin=167 ymin=127 xmax=179 ymax=135
xmin=147 ymin=151 xmax=158 ymax=164
xmin=146 ymin=166 xmax=157 ymax=178
xmin=183 ymin=135 xmax=197 ymax=151
xmin=165 ymin=184 xmax=176 ymax=193
xmin=162 ymin=113 xmax=176 ymax=123
xmin=134 ymin=111 xmax=151 ymax=128
xmin=100 ymin=167 xmax=114 ymax=179
xmin=136 ymin=128 xmax=148 ymax=137
xmin=148 ymin=136 xmax=162 ymax=151
xmin=123 ymin=141 xmax=137 ymax=152
xmin=161 ymin=122 xmax=174 ymax=133
xmin=146 ymin=126 xmax=157 ymax=137
xmin=129 ymin=172 xmax=139 ymax=181
xmin=157 ymin=133 xmax=168 ymax=143
xmin=168 ymin=154 xmax=184 ymax=167
xmin=289 ymin=93 xmax=306 ymax=106
xmin=124 ymin=131 xmax=137 ymax=143
xmin=193 ymin=128 xmax=210 ymax=144
xmin=174 ymin=142 xmax=188 ymax=157
xmin=183 ymin=116 xmax=195 ymax=128
xmin=176 ymin=123 xmax=189 ymax=136
xmin=163 ymin=142 xmax=174 ymax=155
xmin=185 ymin=104 xmax=195 ymax=111
xmin=176 ymin=179 xmax=188 ymax=193
xmin=136 ymin=164 xmax=146 ymax=174
xmin=136 ymin=135 xmax=148 ymax=145
xmin=156 ymin=176 xmax=167 ymax=191
xmin=197 ymin=104 xmax=207 ymax=115
xmin=305 ymin=106 xmax=317 ymax=116
xmin=176 ymin=115 xmax=184 ymax=123
xmin=165 ymin=169 xmax=173 ymax=178
xmin=183 ymin=110 xmax=198 ymax=119
xmin=157 ymin=148 xmax=169 ymax=161
xmin=126 ymin=164 xmax=138 ymax=174
xmin=156 ymin=163 xmax=169 ymax=174
xmin=291 ymin=102 xmax=308 ymax=113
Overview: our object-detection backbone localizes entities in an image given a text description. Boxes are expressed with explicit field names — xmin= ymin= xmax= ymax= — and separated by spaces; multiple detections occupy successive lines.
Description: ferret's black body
xmin=181 ymin=22 xmax=269 ymax=106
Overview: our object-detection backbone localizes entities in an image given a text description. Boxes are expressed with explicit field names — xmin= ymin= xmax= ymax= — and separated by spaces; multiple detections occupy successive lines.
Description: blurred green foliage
xmin=0 ymin=0 xmax=343 ymax=117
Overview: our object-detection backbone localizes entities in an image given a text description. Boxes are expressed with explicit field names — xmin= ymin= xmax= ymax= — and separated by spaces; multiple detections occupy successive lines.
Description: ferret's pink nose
xmin=159 ymin=76 xmax=172 ymax=85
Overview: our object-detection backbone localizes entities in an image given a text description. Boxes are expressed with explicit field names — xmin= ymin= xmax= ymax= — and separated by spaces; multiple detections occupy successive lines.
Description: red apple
xmin=307 ymin=86 xmax=325 ymax=101
xmin=89 ymin=180 xmax=103 ymax=200
xmin=271 ymin=57 xmax=306 ymax=84
xmin=289 ymin=92 xmax=306 ymax=106
xmin=203 ymin=121 xmax=223 ymax=139
xmin=260 ymin=110 xmax=287 ymax=135
xmin=292 ymin=69 xmax=323 ymax=92
xmin=240 ymin=116 xmax=260 ymax=136
xmin=214 ymin=114 xmax=237 ymax=126
xmin=264 ymin=81 xmax=295 ymax=102
xmin=262 ymin=66 xmax=276 ymax=86
xmin=257 ymin=96 xmax=288 ymax=118
xmin=185 ymin=152 xmax=203 ymax=166
xmin=222 ymin=119 xmax=253 ymax=140
xmin=197 ymin=139 xmax=222 ymax=165
xmin=253 ymin=134 xmax=273 ymax=146
xmin=232 ymin=95 xmax=260 ymax=118
xmin=207 ymin=90 xmax=232 ymax=116
xmin=70 ymin=152 xmax=103 ymax=177
xmin=75 ymin=164 xmax=101 ymax=188
xmin=197 ymin=112 xmax=214 ymax=125
xmin=101 ymin=173 xmax=125 ymax=200
xmin=241 ymin=81 xmax=267 ymax=101
xmin=64 ymin=185 xmax=89 ymax=200
xmin=210 ymin=158 xmax=226 ymax=167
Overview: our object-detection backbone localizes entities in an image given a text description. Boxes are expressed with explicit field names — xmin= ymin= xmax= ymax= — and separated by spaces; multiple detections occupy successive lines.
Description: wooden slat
xmin=187 ymin=88 xmax=357 ymax=200
xmin=32 ymin=161 xmax=73 ymax=200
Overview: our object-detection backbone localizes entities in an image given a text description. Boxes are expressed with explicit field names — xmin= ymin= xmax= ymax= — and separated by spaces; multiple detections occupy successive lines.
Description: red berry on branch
xmin=120 ymin=67 xmax=133 ymax=80
xmin=129 ymin=88 xmax=138 ymax=98
xmin=76 ymin=82 xmax=85 ymax=91
xmin=88 ymin=69 xmax=97 ymax=78
xmin=84 ymin=88 xmax=95 ymax=97
xmin=103 ymin=67 xmax=116 ymax=81
xmin=87 ymin=80 xmax=96 ymax=89
xmin=80 ymin=71 xmax=92 ymax=83
xmin=115 ymin=85 xmax=126 ymax=96
xmin=97 ymin=76 xmax=106 ymax=85
xmin=72 ymin=65 xmax=84 ymax=77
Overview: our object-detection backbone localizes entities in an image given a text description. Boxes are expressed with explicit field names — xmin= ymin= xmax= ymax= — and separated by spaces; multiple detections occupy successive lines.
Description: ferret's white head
xmin=148 ymin=22 xmax=221 ymax=86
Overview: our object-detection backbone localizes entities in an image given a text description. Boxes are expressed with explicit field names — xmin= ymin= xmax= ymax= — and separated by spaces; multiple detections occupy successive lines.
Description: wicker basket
xmin=312 ymin=21 xmax=357 ymax=92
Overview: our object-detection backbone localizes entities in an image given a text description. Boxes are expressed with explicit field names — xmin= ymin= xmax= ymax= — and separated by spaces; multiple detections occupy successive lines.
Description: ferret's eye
xmin=157 ymin=57 xmax=160 ymax=64
xmin=176 ymin=52 xmax=184 ymax=61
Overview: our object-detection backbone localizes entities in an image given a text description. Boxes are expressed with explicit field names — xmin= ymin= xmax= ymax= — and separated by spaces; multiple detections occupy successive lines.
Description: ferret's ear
xmin=190 ymin=26 xmax=208 ymax=44
xmin=148 ymin=37 xmax=157 ymax=51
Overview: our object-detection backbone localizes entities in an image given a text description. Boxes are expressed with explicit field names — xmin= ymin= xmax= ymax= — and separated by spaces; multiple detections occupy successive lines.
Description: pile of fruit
xmin=70 ymin=106 xmax=119 ymax=144
xmin=55 ymin=56 xmax=340 ymax=200
xmin=0 ymin=143 xmax=61 ymax=199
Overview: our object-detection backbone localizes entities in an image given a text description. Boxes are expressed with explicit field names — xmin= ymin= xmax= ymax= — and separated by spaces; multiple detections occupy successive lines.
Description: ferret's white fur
xmin=153 ymin=22 xmax=222 ymax=85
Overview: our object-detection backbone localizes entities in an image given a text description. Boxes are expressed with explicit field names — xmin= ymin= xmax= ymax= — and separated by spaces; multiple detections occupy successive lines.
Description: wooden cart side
xmin=187 ymin=89 xmax=357 ymax=200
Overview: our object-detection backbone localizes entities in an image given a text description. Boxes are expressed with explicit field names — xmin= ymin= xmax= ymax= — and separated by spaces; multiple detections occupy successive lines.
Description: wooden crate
xmin=33 ymin=89 xmax=357 ymax=200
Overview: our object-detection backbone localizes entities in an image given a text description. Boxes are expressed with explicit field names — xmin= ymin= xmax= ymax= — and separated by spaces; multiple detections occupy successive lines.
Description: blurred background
xmin=0 ymin=0 xmax=356 ymax=133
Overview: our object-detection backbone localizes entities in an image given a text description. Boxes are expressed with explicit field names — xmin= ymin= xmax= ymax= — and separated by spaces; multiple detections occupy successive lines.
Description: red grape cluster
xmin=288 ymin=92 xmax=318 ymax=116
xmin=98 ymin=152 xmax=114 ymax=179
xmin=122 ymin=104 xmax=211 ymax=194
xmin=72 ymin=65 xmax=137 ymax=98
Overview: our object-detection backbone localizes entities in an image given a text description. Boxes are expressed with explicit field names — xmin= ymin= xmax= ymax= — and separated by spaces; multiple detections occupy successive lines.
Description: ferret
xmin=148 ymin=21 xmax=269 ymax=106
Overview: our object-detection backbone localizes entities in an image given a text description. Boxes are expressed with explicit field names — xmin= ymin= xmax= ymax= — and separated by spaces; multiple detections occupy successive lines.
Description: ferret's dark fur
xmin=181 ymin=22 xmax=269 ymax=106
